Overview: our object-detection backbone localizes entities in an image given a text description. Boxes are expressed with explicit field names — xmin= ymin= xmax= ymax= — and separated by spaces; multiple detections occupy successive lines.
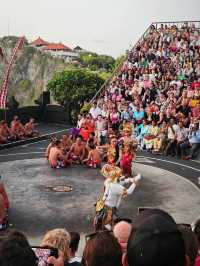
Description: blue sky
xmin=0 ymin=0 xmax=199 ymax=57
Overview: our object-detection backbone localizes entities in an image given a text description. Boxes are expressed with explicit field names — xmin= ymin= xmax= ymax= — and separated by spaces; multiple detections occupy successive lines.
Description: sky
xmin=0 ymin=0 xmax=199 ymax=58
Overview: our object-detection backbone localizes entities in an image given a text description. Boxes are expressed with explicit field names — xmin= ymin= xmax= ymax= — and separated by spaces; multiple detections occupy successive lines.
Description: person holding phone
xmin=41 ymin=228 xmax=71 ymax=265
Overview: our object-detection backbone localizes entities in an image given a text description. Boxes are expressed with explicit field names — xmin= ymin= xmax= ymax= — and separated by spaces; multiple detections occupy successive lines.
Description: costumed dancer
xmin=107 ymin=136 xmax=119 ymax=165
xmin=119 ymin=141 xmax=135 ymax=177
xmin=119 ymin=122 xmax=137 ymax=149
xmin=94 ymin=164 xmax=141 ymax=231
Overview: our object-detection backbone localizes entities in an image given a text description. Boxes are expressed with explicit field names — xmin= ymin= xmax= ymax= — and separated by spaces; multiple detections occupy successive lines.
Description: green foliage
xmin=115 ymin=55 xmax=126 ymax=68
xmin=80 ymin=102 xmax=91 ymax=114
xmin=47 ymin=68 xmax=104 ymax=107
xmin=98 ymin=71 xmax=112 ymax=81
xmin=80 ymin=53 xmax=115 ymax=71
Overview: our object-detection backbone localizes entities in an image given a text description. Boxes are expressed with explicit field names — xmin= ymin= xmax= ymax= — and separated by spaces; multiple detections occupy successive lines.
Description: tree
xmin=115 ymin=55 xmax=126 ymax=68
xmin=80 ymin=53 xmax=115 ymax=71
xmin=47 ymin=68 xmax=104 ymax=122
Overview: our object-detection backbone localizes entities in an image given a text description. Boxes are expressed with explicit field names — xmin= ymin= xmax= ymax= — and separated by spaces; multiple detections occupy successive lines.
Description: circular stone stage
xmin=0 ymin=158 xmax=200 ymax=244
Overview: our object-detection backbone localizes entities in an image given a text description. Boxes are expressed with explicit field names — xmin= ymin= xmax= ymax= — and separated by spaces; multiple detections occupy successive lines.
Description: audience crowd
xmin=80 ymin=22 xmax=200 ymax=160
xmin=0 ymin=209 xmax=200 ymax=266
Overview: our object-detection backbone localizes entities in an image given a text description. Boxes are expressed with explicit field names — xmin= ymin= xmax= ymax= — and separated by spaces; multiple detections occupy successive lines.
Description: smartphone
xmin=31 ymin=246 xmax=58 ymax=266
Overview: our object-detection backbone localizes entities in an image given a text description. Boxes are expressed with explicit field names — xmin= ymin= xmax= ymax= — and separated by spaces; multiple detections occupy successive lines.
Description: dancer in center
xmin=94 ymin=164 xmax=141 ymax=231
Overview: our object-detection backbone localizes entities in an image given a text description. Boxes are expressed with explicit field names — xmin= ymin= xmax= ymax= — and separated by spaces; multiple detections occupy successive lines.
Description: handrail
xmin=90 ymin=20 xmax=200 ymax=103
xmin=152 ymin=20 xmax=200 ymax=24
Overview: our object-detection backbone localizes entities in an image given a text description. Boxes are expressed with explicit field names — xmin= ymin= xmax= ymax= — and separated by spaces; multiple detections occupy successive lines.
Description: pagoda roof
xmin=30 ymin=37 xmax=48 ymax=46
xmin=43 ymin=43 xmax=72 ymax=51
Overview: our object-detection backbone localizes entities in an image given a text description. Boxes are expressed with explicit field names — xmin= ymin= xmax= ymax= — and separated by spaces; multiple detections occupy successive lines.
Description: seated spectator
xmin=192 ymin=103 xmax=200 ymax=119
xmin=79 ymin=123 xmax=90 ymax=142
xmin=178 ymin=224 xmax=198 ymax=266
xmin=164 ymin=119 xmax=179 ymax=156
xmin=69 ymin=232 xmax=81 ymax=265
xmin=82 ymin=231 xmax=122 ymax=266
xmin=0 ymin=230 xmax=37 ymax=266
xmin=126 ymin=209 xmax=187 ymax=266
xmin=113 ymin=220 xmax=132 ymax=255
xmin=42 ymin=228 xmax=71 ymax=265
xmin=109 ymin=107 xmax=120 ymax=132
xmin=135 ymin=119 xmax=150 ymax=150
xmin=89 ymin=102 xmax=102 ymax=120
xmin=175 ymin=121 xmax=189 ymax=157
xmin=95 ymin=115 xmax=108 ymax=145
xmin=193 ymin=218 xmax=200 ymax=266
xmin=152 ymin=121 xmax=168 ymax=154
xmin=143 ymin=120 xmax=159 ymax=150
xmin=133 ymin=105 xmax=145 ymax=124
xmin=180 ymin=122 xmax=200 ymax=159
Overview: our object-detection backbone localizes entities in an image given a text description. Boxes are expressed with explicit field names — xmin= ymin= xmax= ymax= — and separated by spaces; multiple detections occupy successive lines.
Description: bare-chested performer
xmin=82 ymin=144 xmax=102 ymax=168
xmin=0 ymin=120 xmax=14 ymax=143
xmin=45 ymin=136 xmax=58 ymax=159
xmin=0 ymin=121 xmax=8 ymax=144
xmin=48 ymin=140 xmax=71 ymax=168
xmin=10 ymin=116 xmax=25 ymax=140
xmin=67 ymin=135 xmax=85 ymax=164
xmin=24 ymin=118 xmax=39 ymax=137
xmin=61 ymin=134 xmax=73 ymax=153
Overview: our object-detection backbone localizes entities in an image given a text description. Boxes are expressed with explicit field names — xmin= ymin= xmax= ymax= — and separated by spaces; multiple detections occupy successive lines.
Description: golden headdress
xmin=101 ymin=164 xmax=122 ymax=181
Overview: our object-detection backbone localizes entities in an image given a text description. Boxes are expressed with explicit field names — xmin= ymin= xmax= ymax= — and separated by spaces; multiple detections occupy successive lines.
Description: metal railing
xmin=90 ymin=20 xmax=200 ymax=103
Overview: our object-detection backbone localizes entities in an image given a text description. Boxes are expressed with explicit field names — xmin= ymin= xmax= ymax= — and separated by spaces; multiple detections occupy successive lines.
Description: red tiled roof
xmin=43 ymin=43 xmax=72 ymax=51
xmin=30 ymin=37 xmax=48 ymax=46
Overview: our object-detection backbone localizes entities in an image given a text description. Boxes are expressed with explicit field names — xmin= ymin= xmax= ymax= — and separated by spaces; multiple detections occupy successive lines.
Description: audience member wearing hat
xmin=124 ymin=209 xmax=188 ymax=266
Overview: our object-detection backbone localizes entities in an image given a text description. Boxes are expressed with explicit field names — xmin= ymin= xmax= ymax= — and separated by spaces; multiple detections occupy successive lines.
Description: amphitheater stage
xmin=0 ymin=138 xmax=200 ymax=247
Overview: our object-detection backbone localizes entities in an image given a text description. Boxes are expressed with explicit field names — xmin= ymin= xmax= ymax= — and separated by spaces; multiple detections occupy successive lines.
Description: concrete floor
xmin=0 ymin=157 xmax=199 ymax=246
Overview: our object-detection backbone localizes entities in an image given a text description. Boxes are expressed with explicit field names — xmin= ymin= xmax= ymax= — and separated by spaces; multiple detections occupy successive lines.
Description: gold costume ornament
xmin=101 ymin=164 xmax=122 ymax=182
